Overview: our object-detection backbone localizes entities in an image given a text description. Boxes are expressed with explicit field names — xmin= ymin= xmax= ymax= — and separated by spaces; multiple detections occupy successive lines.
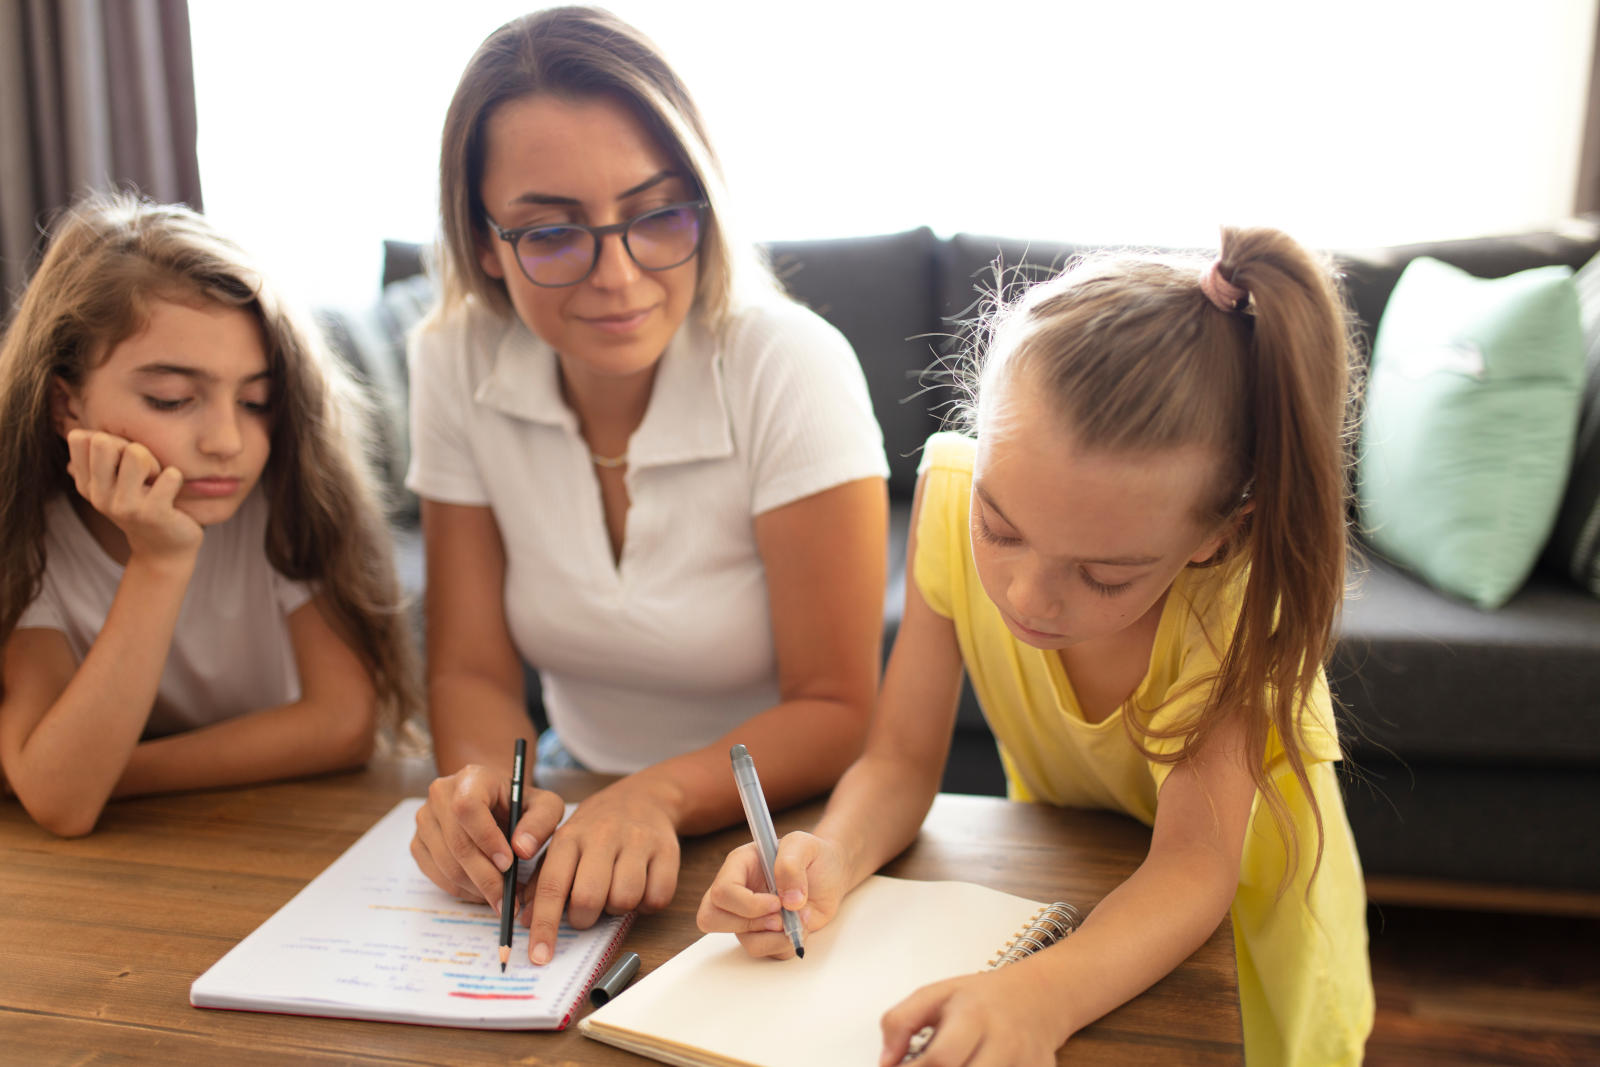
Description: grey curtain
xmin=0 ymin=0 xmax=202 ymax=302
xmin=1579 ymin=7 xmax=1600 ymax=214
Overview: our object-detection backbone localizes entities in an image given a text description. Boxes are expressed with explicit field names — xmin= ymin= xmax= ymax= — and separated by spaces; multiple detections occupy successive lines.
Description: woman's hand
xmin=877 ymin=964 xmax=1064 ymax=1067
xmin=66 ymin=429 xmax=201 ymax=560
xmin=409 ymin=763 xmax=566 ymax=908
xmin=696 ymin=829 xmax=850 ymax=958
xmin=520 ymin=775 xmax=680 ymax=964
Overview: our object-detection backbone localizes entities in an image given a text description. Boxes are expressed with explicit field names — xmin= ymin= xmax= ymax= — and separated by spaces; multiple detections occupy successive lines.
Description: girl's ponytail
xmin=1208 ymin=226 xmax=1357 ymax=891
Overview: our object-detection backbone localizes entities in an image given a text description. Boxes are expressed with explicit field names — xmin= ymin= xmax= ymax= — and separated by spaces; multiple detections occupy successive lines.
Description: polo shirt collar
xmin=473 ymin=319 xmax=575 ymax=430
xmin=628 ymin=316 xmax=734 ymax=469
xmin=472 ymin=315 xmax=734 ymax=470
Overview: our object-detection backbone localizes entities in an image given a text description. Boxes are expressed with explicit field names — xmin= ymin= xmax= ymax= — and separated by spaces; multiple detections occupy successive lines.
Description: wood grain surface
xmin=0 ymin=757 xmax=1241 ymax=1065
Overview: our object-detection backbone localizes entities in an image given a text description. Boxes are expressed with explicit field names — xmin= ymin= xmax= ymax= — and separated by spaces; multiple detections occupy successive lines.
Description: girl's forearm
xmin=807 ymin=602 xmax=960 ymax=890
xmin=813 ymin=747 xmax=942 ymax=889
xmin=113 ymin=692 xmax=377 ymax=797
xmin=9 ymin=555 xmax=191 ymax=835
xmin=1028 ymin=841 xmax=1239 ymax=1043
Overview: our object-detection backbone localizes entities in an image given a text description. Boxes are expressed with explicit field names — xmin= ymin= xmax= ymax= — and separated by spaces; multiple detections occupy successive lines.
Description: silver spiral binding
xmin=988 ymin=901 xmax=1080 ymax=969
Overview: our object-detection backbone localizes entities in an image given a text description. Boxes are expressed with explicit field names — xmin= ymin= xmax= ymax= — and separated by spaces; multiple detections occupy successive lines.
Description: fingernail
xmin=513 ymin=833 xmax=535 ymax=854
xmin=531 ymin=941 xmax=553 ymax=965
xmin=781 ymin=889 xmax=804 ymax=909
xmin=492 ymin=851 xmax=510 ymax=872
xmin=766 ymin=915 xmax=784 ymax=932
xmin=491 ymin=898 xmax=502 ymax=917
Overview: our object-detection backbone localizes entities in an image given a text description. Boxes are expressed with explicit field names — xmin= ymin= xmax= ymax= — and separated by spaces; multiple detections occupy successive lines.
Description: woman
xmin=406 ymin=6 xmax=889 ymax=968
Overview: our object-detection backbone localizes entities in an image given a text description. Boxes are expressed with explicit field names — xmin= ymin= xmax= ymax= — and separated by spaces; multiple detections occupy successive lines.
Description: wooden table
xmin=0 ymin=757 xmax=1242 ymax=1065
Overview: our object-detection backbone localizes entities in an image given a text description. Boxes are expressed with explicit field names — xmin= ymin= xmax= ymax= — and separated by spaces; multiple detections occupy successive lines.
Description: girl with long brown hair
xmin=700 ymin=228 xmax=1375 ymax=1065
xmin=0 ymin=193 xmax=419 ymax=837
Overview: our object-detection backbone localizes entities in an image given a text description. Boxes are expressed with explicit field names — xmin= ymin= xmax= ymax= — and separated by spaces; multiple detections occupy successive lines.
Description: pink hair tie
xmin=1200 ymin=260 xmax=1247 ymax=312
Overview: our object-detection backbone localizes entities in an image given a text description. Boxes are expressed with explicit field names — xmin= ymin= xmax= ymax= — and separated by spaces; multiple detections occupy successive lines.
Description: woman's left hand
xmin=878 ymin=965 xmax=1064 ymax=1067
xmin=519 ymin=775 xmax=680 ymax=964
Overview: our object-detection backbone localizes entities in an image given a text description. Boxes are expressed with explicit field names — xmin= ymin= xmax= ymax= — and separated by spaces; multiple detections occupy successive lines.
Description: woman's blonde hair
xmin=434 ymin=4 xmax=775 ymax=325
xmin=0 ymin=192 xmax=421 ymax=732
xmin=969 ymin=227 xmax=1357 ymax=889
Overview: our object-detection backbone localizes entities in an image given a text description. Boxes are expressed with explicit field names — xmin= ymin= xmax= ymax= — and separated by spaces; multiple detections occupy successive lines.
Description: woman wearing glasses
xmin=405 ymin=6 xmax=888 ymax=968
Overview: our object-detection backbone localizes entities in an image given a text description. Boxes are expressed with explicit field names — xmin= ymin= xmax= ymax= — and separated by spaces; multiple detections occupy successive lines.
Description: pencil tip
xmin=501 ymin=962 xmax=506 ymax=972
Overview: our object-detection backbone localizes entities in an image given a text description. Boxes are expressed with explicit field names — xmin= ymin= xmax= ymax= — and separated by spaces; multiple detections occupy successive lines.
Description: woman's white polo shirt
xmin=406 ymin=297 xmax=887 ymax=773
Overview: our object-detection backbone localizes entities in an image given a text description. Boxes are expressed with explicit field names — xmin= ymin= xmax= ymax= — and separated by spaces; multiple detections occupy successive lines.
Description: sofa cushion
xmin=1331 ymin=221 xmax=1600 ymax=363
xmin=1340 ymin=757 xmax=1600 ymax=889
xmin=383 ymin=239 xmax=426 ymax=287
xmin=766 ymin=228 xmax=943 ymax=499
xmin=1331 ymin=553 xmax=1600 ymax=767
xmin=933 ymin=234 xmax=1097 ymax=437
xmin=1356 ymin=257 xmax=1586 ymax=609
xmin=938 ymin=233 xmax=1086 ymax=320
xmin=314 ymin=272 xmax=436 ymax=523
xmin=1545 ymin=248 xmax=1600 ymax=597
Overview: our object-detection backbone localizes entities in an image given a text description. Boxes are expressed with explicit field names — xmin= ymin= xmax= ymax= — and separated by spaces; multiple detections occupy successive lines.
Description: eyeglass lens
xmin=516 ymin=204 xmax=702 ymax=286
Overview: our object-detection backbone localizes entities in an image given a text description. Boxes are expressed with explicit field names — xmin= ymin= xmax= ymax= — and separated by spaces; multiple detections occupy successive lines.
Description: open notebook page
xmin=579 ymin=875 xmax=1047 ymax=1066
xmin=191 ymin=797 xmax=628 ymax=1030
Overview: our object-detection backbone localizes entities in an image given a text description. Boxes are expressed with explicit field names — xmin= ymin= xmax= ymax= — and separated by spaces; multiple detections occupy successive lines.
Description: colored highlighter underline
xmin=447 ymin=992 xmax=538 ymax=1000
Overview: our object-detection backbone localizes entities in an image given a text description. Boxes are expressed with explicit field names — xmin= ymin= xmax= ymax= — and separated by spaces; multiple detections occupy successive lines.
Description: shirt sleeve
xmin=733 ymin=302 xmax=890 ymax=516
xmin=271 ymin=569 xmax=316 ymax=618
xmin=1141 ymin=627 xmax=1227 ymax=791
xmin=1141 ymin=567 xmax=1344 ymax=793
xmin=404 ymin=313 xmax=491 ymax=506
xmin=911 ymin=432 xmax=976 ymax=620
xmin=14 ymin=582 xmax=65 ymax=632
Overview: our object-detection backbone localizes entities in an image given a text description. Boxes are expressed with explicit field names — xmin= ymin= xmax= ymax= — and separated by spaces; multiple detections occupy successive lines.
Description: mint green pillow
xmin=1357 ymin=256 xmax=1586 ymax=609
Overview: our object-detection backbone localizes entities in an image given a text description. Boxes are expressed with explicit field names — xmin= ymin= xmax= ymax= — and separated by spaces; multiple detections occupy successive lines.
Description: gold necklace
xmin=590 ymin=451 xmax=628 ymax=469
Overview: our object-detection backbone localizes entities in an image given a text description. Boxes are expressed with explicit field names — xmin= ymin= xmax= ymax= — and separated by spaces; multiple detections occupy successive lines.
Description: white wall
xmin=191 ymin=0 xmax=1599 ymax=307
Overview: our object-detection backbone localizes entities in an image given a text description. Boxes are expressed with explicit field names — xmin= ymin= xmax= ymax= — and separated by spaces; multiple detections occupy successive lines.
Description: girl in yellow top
xmin=699 ymin=227 xmax=1375 ymax=1065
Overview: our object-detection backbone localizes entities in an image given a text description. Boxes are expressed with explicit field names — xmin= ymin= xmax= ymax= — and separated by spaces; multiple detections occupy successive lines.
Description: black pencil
xmin=498 ymin=737 xmax=526 ymax=972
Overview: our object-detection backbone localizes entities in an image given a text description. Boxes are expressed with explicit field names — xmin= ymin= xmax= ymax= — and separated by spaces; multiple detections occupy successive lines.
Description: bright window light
xmin=191 ymin=0 xmax=1598 ymax=307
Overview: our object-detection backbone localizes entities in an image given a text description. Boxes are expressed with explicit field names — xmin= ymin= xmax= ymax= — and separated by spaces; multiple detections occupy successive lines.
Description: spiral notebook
xmin=578 ymin=875 xmax=1078 ymax=1066
xmin=190 ymin=798 xmax=632 ymax=1030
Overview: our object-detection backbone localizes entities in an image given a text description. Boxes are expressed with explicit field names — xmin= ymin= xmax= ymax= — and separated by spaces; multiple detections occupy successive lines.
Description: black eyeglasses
xmin=484 ymin=200 xmax=710 ymax=288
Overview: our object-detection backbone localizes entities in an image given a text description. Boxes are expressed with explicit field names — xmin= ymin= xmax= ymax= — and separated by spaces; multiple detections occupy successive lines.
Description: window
xmin=192 ymin=0 xmax=1598 ymax=306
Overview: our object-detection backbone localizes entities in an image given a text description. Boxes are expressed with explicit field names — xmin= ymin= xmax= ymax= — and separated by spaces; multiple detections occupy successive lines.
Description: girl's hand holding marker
xmin=696 ymin=827 xmax=848 ymax=961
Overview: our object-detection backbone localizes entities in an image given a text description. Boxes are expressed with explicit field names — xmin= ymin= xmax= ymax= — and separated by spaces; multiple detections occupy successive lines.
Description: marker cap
xmin=589 ymin=951 xmax=642 ymax=1007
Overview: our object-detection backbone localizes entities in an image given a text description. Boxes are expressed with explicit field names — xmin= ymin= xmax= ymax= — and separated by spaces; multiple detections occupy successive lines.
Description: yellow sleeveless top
xmin=915 ymin=432 xmax=1374 ymax=1066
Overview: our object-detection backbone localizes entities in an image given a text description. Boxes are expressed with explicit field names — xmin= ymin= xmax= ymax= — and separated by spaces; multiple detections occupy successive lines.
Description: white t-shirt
xmin=16 ymin=489 xmax=313 ymax=737
xmin=406 ymin=297 xmax=888 ymax=773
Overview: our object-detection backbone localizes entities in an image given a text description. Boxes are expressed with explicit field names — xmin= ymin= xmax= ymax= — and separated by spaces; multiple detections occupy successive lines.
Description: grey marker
xmin=589 ymin=951 xmax=641 ymax=1007
xmin=730 ymin=744 xmax=806 ymax=959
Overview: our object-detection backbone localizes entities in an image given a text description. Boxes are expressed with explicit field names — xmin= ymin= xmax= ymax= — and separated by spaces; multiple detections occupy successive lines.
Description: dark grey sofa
xmin=326 ymin=224 xmax=1600 ymax=895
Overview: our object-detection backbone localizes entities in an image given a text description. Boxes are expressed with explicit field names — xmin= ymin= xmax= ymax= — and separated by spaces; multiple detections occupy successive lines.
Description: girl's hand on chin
xmin=67 ymin=429 xmax=203 ymax=561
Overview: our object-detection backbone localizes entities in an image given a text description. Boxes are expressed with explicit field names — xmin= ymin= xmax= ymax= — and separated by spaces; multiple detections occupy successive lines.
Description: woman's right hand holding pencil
xmin=410 ymin=763 xmax=567 ymax=910
xmin=696 ymin=829 xmax=852 ymax=958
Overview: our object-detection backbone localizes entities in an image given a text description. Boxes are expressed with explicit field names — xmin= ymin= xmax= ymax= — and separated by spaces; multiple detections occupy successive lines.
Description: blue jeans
xmin=535 ymin=729 xmax=587 ymax=773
